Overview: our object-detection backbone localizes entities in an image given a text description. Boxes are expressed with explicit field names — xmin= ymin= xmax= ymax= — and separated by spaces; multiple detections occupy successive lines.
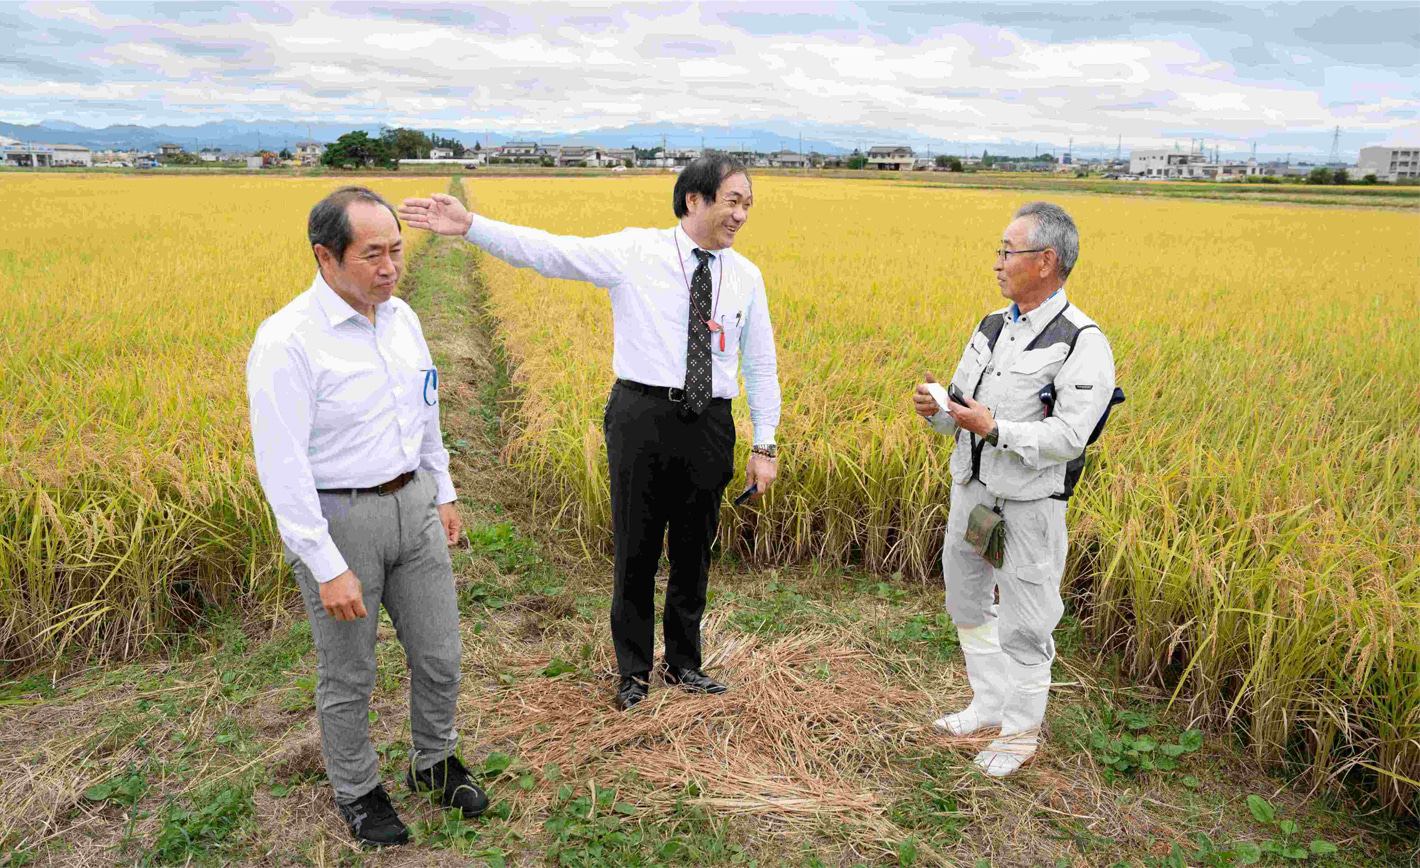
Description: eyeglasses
xmin=996 ymin=247 xmax=1048 ymax=260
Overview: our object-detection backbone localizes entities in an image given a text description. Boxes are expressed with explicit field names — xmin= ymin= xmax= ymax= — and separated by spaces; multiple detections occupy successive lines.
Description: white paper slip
xmin=924 ymin=382 xmax=950 ymax=409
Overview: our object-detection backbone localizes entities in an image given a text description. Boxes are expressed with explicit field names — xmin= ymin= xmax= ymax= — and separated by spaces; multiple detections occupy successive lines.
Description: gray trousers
xmin=942 ymin=480 xmax=1068 ymax=667
xmin=287 ymin=471 xmax=462 ymax=805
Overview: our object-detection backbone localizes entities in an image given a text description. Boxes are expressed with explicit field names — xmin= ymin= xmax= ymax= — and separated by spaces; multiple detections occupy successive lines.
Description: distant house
xmin=769 ymin=151 xmax=809 ymax=169
xmin=158 ymin=143 xmax=183 ymax=156
xmin=292 ymin=140 xmax=325 ymax=162
xmin=430 ymin=147 xmax=455 ymax=159
xmin=866 ymin=146 xmax=914 ymax=171
xmin=556 ymin=145 xmax=593 ymax=166
xmin=602 ymin=147 xmax=636 ymax=167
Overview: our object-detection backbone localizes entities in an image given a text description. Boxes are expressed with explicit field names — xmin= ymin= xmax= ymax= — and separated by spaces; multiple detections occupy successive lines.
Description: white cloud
xmin=0 ymin=2 xmax=1413 ymax=157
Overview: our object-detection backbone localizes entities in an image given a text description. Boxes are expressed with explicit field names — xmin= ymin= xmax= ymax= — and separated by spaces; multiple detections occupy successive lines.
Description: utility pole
xmin=1115 ymin=134 xmax=1121 ymax=163
xmin=1328 ymin=125 xmax=1341 ymax=165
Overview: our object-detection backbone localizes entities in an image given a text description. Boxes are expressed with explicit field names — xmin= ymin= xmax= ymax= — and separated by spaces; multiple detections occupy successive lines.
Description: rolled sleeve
xmin=740 ymin=272 xmax=781 ymax=445
xmin=246 ymin=333 xmax=348 ymax=584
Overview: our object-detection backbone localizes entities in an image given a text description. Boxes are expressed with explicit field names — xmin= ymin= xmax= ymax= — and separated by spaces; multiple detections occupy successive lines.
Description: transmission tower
xmin=1114 ymin=135 xmax=1121 ymax=162
xmin=1328 ymin=126 xmax=1341 ymax=165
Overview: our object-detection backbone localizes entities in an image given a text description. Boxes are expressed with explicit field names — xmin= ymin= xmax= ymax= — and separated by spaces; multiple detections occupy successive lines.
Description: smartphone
xmin=734 ymin=486 xmax=756 ymax=506
xmin=948 ymin=384 xmax=968 ymax=406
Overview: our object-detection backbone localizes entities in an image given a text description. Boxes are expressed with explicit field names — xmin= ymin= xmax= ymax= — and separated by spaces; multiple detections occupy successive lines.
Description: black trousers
xmin=603 ymin=382 xmax=735 ymax=678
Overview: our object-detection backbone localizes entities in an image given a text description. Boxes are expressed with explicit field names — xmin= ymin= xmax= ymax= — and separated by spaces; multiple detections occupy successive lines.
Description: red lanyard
xmin=674 ymin=233 xmax=725 ymax=351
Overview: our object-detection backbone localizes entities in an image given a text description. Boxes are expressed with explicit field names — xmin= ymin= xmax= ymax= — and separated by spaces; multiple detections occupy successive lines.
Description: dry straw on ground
xmin=469 ymin=175 xmax=1420 ymax=815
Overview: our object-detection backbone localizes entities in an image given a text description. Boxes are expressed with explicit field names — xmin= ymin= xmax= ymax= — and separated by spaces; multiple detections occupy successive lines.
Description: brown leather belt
xmin=318 ymin=470 xmax=416 ymax=497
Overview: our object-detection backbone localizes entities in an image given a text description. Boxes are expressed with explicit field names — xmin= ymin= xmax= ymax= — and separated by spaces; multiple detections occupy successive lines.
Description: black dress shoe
xmin=662 ymin=665 xmax=728 ymax=695
xmin=337 ymin=783 xmax=409 ymax=848
xmin=617 ymin=675 xmax=649 ymax=710
xmin=407 ymin=754 xmax=489 ymax=818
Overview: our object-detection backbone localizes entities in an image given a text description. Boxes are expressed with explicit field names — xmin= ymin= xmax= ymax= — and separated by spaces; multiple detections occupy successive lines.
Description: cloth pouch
xmin=965 ymin=504 xmax=1006 ymax=568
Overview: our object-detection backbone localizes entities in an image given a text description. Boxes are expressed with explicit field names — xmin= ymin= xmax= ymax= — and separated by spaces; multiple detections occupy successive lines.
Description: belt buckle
xmin=667 ymin=387 xmax=685 ymax=403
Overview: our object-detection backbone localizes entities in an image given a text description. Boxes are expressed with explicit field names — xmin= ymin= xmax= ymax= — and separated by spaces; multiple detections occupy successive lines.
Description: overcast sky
xmin=2 ymin=1 xmax=1415 ymax=158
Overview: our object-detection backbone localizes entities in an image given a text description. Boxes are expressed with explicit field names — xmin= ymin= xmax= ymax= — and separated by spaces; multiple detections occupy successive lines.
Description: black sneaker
xmin=337 ymin=783 xmax=409 ymax=848
xmin=407 ymin=755 xmax=489 ymax=818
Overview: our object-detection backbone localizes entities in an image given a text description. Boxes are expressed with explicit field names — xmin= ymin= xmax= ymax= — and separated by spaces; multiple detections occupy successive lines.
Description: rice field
xmin=467 ymin=175 xmax=1420 ymax=813
xmin=2 ymin=171 xmax=1417 ymax=815
xmin=0 ymin=174 xmax=439 ymax=668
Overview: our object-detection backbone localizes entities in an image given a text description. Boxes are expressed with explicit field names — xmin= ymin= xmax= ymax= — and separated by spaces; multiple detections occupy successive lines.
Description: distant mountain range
xmin=0 ymin=119 xmax=866 ymax=155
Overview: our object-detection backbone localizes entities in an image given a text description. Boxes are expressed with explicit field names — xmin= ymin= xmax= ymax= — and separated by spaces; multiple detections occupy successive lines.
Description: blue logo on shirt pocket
xmin=422 ymin=367 xmax=439 ymax=406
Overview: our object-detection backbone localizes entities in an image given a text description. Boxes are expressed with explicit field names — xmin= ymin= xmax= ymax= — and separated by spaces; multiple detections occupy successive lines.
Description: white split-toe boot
xmin=933 ymin=617 xmax=1008 ymax=736
xmin=974 ymin=656 xmax=1051 ymax=777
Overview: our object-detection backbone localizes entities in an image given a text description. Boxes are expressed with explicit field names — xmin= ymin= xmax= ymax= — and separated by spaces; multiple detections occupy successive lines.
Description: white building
xmin=292 ymin=140 xmax=325 ymax=162
xmin=1130 ymin=149 xmax=1206 ymax=177
xmin=429 ymin=147 xmax=455 ymax=159
xmin=0 ymin=136 xmax=92 ymax=167
xmin=866 ymin=145 xmax=914 ymax=171
xmin=1130 ymin=149 xmax=1261 ymax=180
xmin=1357 ymin=146 xmax=1419 ymax=182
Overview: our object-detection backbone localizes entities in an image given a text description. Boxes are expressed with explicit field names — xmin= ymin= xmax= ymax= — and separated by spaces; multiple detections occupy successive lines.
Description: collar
xmin=1010 ymin=286 xmax=1066 ymax=325
xmin=311 ymin=270 xmax=391 ymax=328
xmin=674 ymin=224 xmax=719 ymax=268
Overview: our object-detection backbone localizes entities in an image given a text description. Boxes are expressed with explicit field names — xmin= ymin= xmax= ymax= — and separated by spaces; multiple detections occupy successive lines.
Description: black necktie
xmin=683 ymin=248 xmax=713 ymax=415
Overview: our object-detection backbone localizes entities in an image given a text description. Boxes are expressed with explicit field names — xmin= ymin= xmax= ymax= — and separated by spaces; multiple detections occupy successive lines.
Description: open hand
xmin=398 ymin=193 xmax=474 ymax=236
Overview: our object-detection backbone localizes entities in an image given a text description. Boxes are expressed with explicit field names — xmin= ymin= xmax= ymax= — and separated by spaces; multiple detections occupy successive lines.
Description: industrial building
xmin=1357 ymin=146 xmax=1419 ymax=182
xmin=1130 ymin=148 xmax=1261 ymax=180
xmin=0 ymin=136 xmax=92 ymax=167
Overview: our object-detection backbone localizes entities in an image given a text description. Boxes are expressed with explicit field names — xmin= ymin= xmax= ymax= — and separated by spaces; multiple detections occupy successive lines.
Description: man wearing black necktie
xmin=400 ymin=155 xmax=781 ymax=710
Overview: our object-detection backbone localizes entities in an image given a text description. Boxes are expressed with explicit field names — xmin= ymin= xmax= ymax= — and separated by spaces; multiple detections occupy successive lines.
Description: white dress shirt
xmin=247 ymin=272 xmax=455 ymax=583
xmin=928 ymin=289 xmax=1117 ymax=501
xmin=464 ymin=216 xmax=781 ymax=444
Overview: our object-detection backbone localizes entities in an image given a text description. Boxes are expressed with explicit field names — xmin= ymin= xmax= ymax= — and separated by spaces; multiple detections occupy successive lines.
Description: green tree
xmin=279 ymin=148 xmax=293 ymax=160
xmin=1362 ymin=172 xmax=1378 ymax=185
xmin=380 ymin=127 xmax=433 ymax=160
xmin=947 ymin=156 xmax=964 ymax=172
xmin=1331 ymin=168 xmax=1349 ymax=185
xmin=321 ymin=131 xmax=397 ymax=170
xmin=1306 ymin=166 xmax=1331 ymax=185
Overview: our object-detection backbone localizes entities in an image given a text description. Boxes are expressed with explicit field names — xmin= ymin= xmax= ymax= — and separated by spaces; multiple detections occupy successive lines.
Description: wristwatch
xmin=751 ymin=443 xmax=778 ymax=459
xmin=984 ymin=424 xmax=1000 ymax=447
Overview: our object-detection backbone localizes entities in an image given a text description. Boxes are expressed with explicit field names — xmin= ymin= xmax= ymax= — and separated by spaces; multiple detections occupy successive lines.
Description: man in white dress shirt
xmin=247 ymin=187 xmax=488 ymax=848
xmin=399 ymin=155 xmax=782 ymax=710
xmin=912 ymin=202 xmax=1117 ymax=776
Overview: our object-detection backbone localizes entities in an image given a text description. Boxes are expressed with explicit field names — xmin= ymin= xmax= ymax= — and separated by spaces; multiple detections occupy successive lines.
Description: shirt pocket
xmin=1007 ymin=346 xmax=1068 ymax=417
xmin=951 ymin=336 xmax=991 ymax=394
xmin=712 ymin=310 xmax=744 ymax=357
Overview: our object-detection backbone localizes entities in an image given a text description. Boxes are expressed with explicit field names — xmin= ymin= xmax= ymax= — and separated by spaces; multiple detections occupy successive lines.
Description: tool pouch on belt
xmin=965 ymin=504 xmax=1006 ymax=568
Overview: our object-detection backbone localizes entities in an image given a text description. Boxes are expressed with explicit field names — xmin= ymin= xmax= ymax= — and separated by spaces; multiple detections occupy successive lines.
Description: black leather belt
xmin=318 ymin=470 xmax=416 ymax=497
xmin=615 ymin=379 xmax=729 ymax=405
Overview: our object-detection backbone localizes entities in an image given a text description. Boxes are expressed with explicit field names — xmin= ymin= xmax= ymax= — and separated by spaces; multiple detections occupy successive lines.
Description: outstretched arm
xmin=400 ymin=193 xmax=632 ymax=289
